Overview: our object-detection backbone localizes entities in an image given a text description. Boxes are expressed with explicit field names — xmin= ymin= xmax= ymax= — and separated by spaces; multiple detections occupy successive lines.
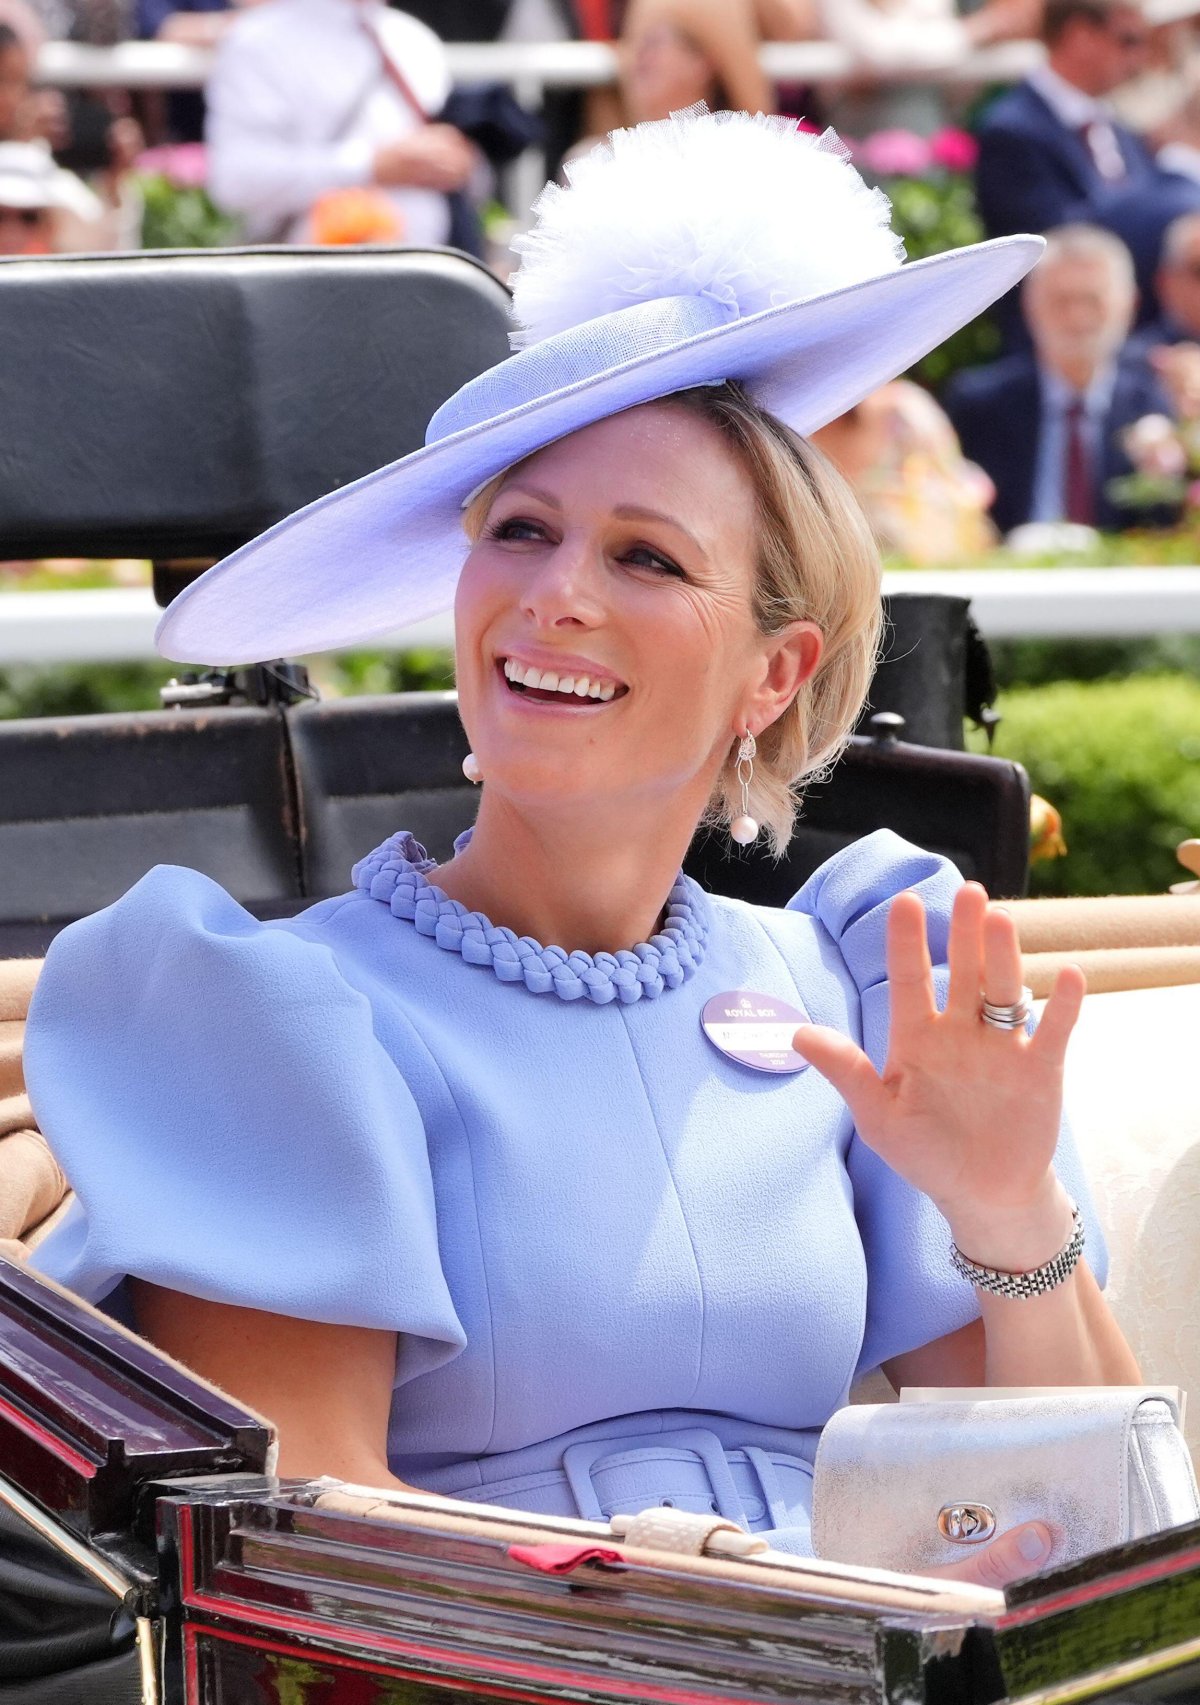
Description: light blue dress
xmin=24 ymin=828 xmax=1106 ymax=1554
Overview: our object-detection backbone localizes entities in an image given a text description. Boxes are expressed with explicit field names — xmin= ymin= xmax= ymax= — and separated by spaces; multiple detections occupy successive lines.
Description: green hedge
xmin=0 ymin=649 xmax=455 ymax=721
xmin=987 ymin=674 xmax=1200 ymax=896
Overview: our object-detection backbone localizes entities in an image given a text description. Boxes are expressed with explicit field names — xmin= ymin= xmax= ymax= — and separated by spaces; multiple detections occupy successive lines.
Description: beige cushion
xmin=1063 ymin=984 xmax=1200 ymax=1461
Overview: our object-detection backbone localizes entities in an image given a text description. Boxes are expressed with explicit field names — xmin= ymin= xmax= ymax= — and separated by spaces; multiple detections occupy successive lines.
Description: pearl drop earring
xmin=730 ymin=734 xmax=758 ymax=845
xmin=462 ymin=752 xmax=483 ymax=784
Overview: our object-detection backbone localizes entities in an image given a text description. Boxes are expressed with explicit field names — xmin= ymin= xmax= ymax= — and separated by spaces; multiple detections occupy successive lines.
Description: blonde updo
xmin=463 ymin=381 xmax=883 ymax=856
xmin=668 ymin=382 xmax=883 ymax=855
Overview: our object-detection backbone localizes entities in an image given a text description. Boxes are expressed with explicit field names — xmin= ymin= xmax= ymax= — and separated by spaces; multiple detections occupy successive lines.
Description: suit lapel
xmin=1020 ymin=84 xmax=1093 ymax=194
xmin=1008 ymin=362 xmax=1042 ymax=530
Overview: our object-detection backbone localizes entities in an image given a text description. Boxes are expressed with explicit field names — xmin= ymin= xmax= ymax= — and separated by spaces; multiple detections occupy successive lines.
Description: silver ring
xmin=980 ymin=986 xmax=1033 ymax=1031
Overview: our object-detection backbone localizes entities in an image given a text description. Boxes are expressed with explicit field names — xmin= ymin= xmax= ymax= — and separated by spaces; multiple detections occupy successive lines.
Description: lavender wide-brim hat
xmin=158 ymin=110 xmax=1042 ymax=666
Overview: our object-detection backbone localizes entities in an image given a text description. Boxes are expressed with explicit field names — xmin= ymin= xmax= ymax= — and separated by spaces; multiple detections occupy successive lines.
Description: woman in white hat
xmin=24 ymin=109 xmax=1138 ymax=1584
xmin=0 ymin=137 xmax=101 ymax=253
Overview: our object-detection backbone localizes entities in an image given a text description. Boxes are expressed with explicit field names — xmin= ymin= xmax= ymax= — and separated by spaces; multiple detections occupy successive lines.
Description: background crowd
xmin=0 ymin=0 xmax=1198 ymax=547
xmin=4 ymin=0 xmax=1200 ymax=552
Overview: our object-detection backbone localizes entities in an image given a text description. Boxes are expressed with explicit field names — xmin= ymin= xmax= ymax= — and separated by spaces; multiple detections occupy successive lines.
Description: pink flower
xmin=855 ymin=129 xmax=933 ymax=178
xmin=134 ymin=141 xmax=209 ymax=189
xmin=1124 ymin=413 xmax=1187 ymax=478
xmin=930 ymin=128 xmax=979 ymax=173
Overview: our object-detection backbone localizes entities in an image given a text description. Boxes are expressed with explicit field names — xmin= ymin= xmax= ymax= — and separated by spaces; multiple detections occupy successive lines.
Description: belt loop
xmin=742 ymin=1446 xmax=790 ymax=1530
xmin=665 ymin=1429 xmax=744 ymax=1524
xmin=562 ymin=1442 xmax=611 ymax=1522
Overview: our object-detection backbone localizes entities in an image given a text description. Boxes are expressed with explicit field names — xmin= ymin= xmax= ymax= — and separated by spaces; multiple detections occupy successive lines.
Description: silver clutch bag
xmin=812 ymin=1387 xmax=1200 ymax=1575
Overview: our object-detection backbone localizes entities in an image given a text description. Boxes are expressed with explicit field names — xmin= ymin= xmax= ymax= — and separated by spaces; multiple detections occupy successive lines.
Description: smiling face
xmin=453 ymin=401 xmax=818 ymax=832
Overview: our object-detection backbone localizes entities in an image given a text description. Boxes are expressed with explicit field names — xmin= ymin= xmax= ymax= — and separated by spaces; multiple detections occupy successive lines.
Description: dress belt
xmin=445 ymin=1427 xmax=815 ymax=1538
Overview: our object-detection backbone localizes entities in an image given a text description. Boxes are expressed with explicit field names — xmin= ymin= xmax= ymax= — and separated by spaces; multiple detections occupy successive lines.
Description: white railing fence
xmin=7 ymin=569 xmax=1200 ymax=665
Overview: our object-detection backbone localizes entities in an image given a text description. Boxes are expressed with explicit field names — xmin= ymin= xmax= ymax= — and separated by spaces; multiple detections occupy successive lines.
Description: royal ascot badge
xmin=700 ymin=992 xmax=811 ymax=1075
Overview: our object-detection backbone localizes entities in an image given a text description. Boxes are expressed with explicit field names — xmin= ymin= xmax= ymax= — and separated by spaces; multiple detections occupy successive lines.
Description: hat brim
xmin=158 ymin=233 xmax=1041 ymax=665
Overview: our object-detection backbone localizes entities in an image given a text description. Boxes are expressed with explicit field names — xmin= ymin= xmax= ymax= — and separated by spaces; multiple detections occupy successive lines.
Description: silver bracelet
xmin=949 ymin=1203 xmax=1086 ymax=1299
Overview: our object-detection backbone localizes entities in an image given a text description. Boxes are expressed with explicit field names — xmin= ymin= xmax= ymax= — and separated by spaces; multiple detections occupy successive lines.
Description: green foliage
xmin=0 ymin=650 xmax=457 ymax=721
xmin=887 ymin=532 xmax=1200 ymax=568
xmin=137 ymin=174 xmax=240 ymax=250
xmin=307 ymin=647 xmax=455 ymax=697
xmin=0 ymin=662 xmax=174 ymax=721
xmin=985 ymin=674 xmax=1200 ymax=896
xmin=989 ymin=633 xmax=1200 ymax=690
xmin=884 ymin=173 xmax=1001 ymax=386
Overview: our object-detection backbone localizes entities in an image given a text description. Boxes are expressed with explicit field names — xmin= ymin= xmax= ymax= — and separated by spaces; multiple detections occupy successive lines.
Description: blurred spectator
xmin=1153 ymin=210 xmax=1200 ymax=342
xmin=621 ymin=0 xmax=770 ymax=120
xmin=206 ymin=0 xmax=478 ymax=247
xmin=0 ymin=135 xmax=105 ymax=251
xmin=136 ymin=0 xmax=242 ymax=145
xmin=1093 ymin=160 xmax=1200 ymax=328
xmin=0 ymin=20 xmax=37 ymax=136
xmin=976 ymin=1 xmax=1156 ymax=241
xmin=811 ymin=379 xmax=998 ymax=562
xmin=944 ymin=225 xmax=1174 ymax=533
xmin=0 ymin=19 xmax=138 ymax=241
xmin=754 ymin=0 xmax=1039 ymax=137
xmin=575 ymin=0 xmax=768 ymax=145
xmin=24 ymin=0 xmax=130 ymax=38
xmin=397 ymin=1 xmax=514 ymax=34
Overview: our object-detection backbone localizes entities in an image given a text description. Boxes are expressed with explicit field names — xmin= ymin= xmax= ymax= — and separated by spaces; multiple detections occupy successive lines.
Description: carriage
xmin=2 ymin=243 xmax=1199 ymax=1705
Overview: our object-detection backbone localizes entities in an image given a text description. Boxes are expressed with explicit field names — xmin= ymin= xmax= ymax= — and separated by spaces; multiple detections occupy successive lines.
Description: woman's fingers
xmin=924 ymin=1521 xmax=1055 ymax=1588
xmin=1029 ymin=964 xmax=1086 ymax=1067
xmin=792 ymin=1025 xmax=887 ymax=1130
xmin=981 ymin=903 xmax=1025 ymax=1011
xmin=885 ymin=891 xmax=937 ymax=1038
xmin=946 ymin=881 xmax=988 ymax=1019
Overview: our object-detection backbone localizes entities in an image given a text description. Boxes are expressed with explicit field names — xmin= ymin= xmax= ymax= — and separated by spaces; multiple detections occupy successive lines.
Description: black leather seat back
xmin=0 ymin=696 xmax=1029 ymax=956
xmin=686 ymin=734 xmax=1030 ymax=905
xmin=0 ymin=709 xmax=299 ymax=956
xmin=288 ymin=694 xmax=477 ymax=891
xmin=0 ymin=247 xmax=513 ymax=561
xmin=287 ymin=697 xmax=1028 ymax=902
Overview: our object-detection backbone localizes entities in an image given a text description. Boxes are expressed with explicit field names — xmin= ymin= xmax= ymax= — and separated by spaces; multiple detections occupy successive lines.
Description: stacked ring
xmin=980 ymin=986 xmax=1033 ymax=1031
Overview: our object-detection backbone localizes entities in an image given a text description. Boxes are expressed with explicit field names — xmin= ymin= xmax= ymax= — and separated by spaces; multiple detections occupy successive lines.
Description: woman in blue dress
xmin=23 ymin=109 xmax=1139 ymax=1584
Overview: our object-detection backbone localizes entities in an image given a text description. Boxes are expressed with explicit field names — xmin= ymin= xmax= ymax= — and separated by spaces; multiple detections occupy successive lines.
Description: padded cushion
xmin=288 ymin=692 xmax=477 ymax=893
xmin=1059 ymin=983 xmax=1200 ymax=1464
xmin=0 ymin=247 xmax=513 ymax=561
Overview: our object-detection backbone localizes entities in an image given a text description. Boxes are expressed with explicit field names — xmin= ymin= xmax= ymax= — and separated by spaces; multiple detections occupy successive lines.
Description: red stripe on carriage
xmin=181 ymin=1585 xmax=761 ymax=1705
xmin=0 ymin=1392 xmax=99 ymax=1478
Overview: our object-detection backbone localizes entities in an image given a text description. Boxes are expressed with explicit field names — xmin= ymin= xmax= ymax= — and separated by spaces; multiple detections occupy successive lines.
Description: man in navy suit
xmin=975 ymin=0 xmax=1165 ymax=344
xmin=976 ymin=0 xmax=1154 ymax=241
xmin=944 ymin=226 xmax=1175 ymax=535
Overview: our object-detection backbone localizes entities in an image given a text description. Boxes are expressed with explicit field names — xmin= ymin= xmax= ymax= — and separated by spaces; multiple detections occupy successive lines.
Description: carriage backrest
xmin=0 ymin=694 xmax=1029 ymax=957
xmin=0 ymin=246 xmax=513 ymax=563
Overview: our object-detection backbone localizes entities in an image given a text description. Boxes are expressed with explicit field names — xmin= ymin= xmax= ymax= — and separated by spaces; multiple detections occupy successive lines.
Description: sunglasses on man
xmin=0 ymin=206 xmax=45 ymax=226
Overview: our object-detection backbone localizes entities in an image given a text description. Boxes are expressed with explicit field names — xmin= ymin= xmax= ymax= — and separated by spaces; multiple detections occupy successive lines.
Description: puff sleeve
xmin=788 ymin=830 xmax=1108 ymax=1379
xmin=24 ymin=866 xmax=466 ymax=1385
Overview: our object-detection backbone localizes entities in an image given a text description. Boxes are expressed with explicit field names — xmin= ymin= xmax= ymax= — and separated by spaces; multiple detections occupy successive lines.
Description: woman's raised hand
xmin=792 ymin=883 xmax=1085 ymax=1265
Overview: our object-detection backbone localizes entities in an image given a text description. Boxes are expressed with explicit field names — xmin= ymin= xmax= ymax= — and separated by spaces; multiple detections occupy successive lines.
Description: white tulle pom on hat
xmin=509 ymin=105 xmax=906 ymax=351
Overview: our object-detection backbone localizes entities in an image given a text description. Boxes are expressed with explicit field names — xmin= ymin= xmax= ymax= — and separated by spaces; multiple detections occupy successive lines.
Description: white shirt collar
xmin=1039 ymin=362 xmax=1117 ymax=416
xmin=1027 ymin=63 xmax=1113 ymax=129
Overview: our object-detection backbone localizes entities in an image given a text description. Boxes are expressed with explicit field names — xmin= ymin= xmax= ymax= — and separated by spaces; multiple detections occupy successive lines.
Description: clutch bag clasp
xmin=938 ymin=1503 xmax=996 ymax=1544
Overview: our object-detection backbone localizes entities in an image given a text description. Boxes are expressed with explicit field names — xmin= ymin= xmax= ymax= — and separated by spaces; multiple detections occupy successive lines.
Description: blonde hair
xmin=463 ymin=382 xmax=883 ymax=856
